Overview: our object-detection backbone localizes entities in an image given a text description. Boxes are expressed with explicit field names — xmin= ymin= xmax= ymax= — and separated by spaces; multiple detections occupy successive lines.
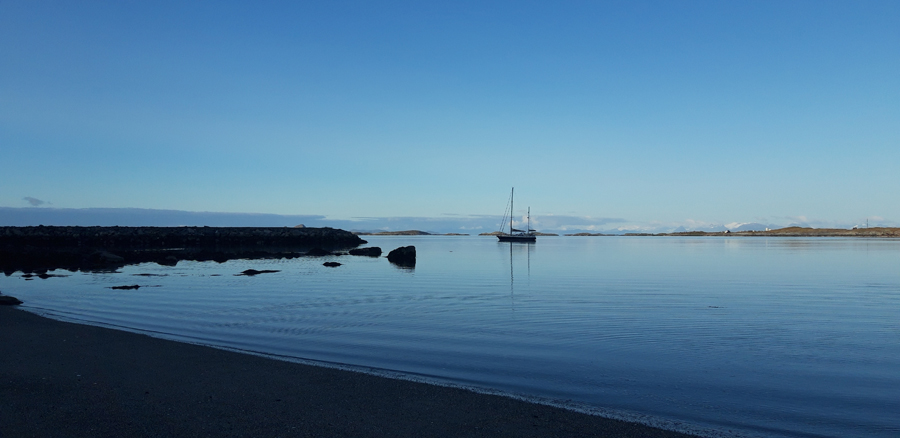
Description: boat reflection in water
xmin=504 ymin=239 xmax=532 ymax=301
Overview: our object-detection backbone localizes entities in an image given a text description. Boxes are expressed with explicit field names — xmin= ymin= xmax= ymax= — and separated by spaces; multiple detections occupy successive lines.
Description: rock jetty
xmin=0 ymin=226 xmax=366 ymax=274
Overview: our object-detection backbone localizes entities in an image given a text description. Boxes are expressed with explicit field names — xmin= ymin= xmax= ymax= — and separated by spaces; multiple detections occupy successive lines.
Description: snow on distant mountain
xmin=673 ymin=224 xmax=727 ymax=232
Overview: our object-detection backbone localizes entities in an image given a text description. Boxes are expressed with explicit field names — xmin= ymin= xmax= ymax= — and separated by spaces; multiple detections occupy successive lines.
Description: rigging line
xmin=499 ymin=189 xmax=514 ymax=233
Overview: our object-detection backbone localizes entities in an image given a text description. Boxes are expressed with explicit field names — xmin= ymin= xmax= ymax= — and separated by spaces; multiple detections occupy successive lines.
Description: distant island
xmin=564 ymin=227 xmax=900 ymax=237
xmin=353 ymin=230 xmax=469 ymax=236
xmin=667 ymin=226 xmax=900 ymax=237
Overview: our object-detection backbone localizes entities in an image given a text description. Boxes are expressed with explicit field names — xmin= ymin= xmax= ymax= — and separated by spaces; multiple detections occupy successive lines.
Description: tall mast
xmin=527 ymin=207 xmax=531 ymax=233
xmin=510 ymin=187 xmax=514 ymax=234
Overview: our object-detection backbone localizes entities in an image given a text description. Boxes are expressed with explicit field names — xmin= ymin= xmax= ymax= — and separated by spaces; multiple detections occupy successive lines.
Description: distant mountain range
xmin=670 ymin=223 xmax=776 ymax=233
xmin=2 ymin=207 xmax=874 ymax=235
xmin=0 ymin=207 xmax=327 ymax=228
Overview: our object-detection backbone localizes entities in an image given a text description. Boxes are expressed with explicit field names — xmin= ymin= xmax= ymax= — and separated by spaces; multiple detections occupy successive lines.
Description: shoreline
xmin=1 ymin=305 xmax=700 ymax=437
xmin=629 ymin=226 xmax=900 ymax=237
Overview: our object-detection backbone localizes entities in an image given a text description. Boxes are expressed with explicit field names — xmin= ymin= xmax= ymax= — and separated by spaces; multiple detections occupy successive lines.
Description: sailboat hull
xmin=497 ymin=234 xmax=536 ymax=242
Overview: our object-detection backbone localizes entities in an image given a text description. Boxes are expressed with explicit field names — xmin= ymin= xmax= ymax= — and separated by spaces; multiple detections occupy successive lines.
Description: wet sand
xmin=1 ymin=306 xmax=699 ymax=437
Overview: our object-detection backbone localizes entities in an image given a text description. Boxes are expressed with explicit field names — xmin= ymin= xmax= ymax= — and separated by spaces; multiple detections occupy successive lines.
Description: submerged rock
xmin=349 ymin=247 xmax=382 ymax=257
xmin=323 ymin=262 xmax=341 ymax=267
xmin=387 ymin=246 xmax=416 ymax=267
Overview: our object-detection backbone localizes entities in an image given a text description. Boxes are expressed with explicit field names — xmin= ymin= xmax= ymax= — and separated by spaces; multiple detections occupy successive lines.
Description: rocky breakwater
xmin=0 ymin=226 xmax=366 ymax=274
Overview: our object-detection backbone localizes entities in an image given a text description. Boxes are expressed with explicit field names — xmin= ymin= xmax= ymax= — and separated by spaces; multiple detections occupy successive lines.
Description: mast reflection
xmin=504 ymin=240 xmax=533 ymax=310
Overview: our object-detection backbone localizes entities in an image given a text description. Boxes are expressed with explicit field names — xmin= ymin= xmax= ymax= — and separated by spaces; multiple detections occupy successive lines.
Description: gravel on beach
xmin=1 ymin=306 xmax=698 ymax=437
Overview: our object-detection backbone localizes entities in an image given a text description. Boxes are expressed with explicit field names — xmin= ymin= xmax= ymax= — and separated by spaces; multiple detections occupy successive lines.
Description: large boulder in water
xmin=349 ymin=247 xmax=382 ymax=257
xmin=387 ymin=246 xmax=416 ymax=267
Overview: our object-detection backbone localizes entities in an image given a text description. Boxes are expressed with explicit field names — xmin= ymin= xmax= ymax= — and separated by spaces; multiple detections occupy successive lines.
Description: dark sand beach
xmin=1 ymin=306 xmax=698 ymax=437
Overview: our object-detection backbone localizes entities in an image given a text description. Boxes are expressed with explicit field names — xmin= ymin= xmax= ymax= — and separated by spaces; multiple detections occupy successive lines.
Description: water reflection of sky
xmin=4 ymin=236 xmax=899 ymax=438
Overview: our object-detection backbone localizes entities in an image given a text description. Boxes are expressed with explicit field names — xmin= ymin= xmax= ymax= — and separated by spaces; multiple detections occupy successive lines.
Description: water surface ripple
xmin=5 ymin=236 xmax=899 ymax=437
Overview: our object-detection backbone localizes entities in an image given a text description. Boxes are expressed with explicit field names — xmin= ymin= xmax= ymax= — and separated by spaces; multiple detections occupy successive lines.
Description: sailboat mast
xmin=496 ymin=187 xmax=536 ymax=242
xmin=527 ymin=207 xmax=530 ymax=233
xmin=510 ymin=187 xmax=514 ymax=234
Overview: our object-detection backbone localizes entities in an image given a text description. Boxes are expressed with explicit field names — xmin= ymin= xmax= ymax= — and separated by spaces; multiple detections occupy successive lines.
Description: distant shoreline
xmin=354 ymin=230 xmax=469 ymax=236
xmin=613 ymin=226 xmax=900 ymax=237
xmin=360 ymin=227 xmax=900 ymax=238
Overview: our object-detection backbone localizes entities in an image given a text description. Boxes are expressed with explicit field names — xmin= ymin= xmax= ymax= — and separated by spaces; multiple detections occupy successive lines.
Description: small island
xmin=353 ymin=230 xmax=469 ymax=236
xmin=562 ymin=226 xmax=900 ymax=237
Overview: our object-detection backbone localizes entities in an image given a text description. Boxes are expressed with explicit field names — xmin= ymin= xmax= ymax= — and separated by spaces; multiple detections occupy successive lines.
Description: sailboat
xmin=497 ymin=188 xmax=537 ymax=242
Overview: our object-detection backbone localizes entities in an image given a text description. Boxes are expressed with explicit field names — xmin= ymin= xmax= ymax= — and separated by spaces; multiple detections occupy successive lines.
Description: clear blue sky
xmin=2 ymin=1 xmax=898 ymax=232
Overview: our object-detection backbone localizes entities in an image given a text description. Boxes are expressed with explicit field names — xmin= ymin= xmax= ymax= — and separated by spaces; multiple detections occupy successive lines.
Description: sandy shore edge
xmin=1 ymin=306 xmax=701 ymax=437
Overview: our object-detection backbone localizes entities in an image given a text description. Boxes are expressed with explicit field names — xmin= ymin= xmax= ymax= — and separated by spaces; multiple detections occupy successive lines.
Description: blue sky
xmin=2 ymin=1 xmax=898 ymax=232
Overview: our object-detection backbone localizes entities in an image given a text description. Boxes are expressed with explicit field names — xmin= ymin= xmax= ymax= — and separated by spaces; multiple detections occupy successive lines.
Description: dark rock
xmin=110 ymin=285 xmax=141 ymax=290
xmin=156 ymin=256 xmax=179 ymax=267
xmin=306 ymin=248 xmax=332 ymax=256
xmin=236 ymin=269 xmax=280 ymax=276
xmin=349 ymin=247 xmax=382 ymax=257
xmin=0 ymin=296 xmax=22 ymax=305
xmin=0 ymin=226 xmax=366 ymax=273
xmin=387 ymin=246 xmax=416 ymax=267
xmin=323 ymin=262 xmax=341 ymax=267
xmin=0 ymin=294 xmax=23 ymax=305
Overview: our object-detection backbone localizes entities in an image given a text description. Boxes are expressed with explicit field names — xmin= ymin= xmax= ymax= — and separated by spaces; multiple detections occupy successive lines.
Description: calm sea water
xmin=3 ymin=236 xmax=899 ymax=437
